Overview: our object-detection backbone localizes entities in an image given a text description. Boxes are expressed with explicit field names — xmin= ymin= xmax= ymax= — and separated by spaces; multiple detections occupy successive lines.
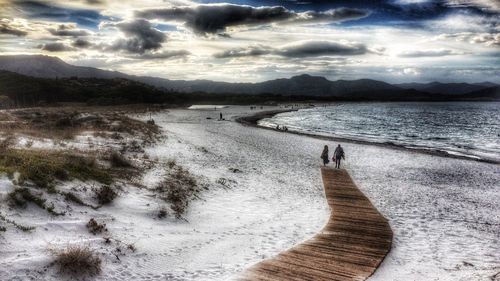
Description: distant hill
xmin=456 ymin=85 xmax=500 ymax=101
xmin=395 ymin=81 xmax=495 ymax=95
xmin=0 ymin=55 xmax=498 ymax=101
xmin=0 ymin=70 xmax=176 ymax=107
xmin=0 ymin=55 xmax=128 ymax=80
xmin=0 ymin=70 xmax=498 ymax=107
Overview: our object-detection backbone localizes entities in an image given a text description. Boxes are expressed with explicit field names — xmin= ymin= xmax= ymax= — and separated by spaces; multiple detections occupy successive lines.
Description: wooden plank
xmin=236 ymin=168 xmax=393 ymax=281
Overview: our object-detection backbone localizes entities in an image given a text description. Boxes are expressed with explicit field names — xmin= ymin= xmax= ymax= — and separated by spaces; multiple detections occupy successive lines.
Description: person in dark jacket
xmin=333 ymin=144 xmax=345 ymax=169
xmin=320 ymin=145 xmax=329 ymax=166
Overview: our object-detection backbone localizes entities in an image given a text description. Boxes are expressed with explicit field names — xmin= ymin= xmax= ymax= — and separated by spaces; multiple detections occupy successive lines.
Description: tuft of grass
xmin=94 ymin=185 xmax=117 ymax=205
xmin=0 ymin=149 xmax=113 ymax=189
xmin=63 ymin=192 xmax=98 ymax=209
xmin=109 ymin=151 xmax=133 ymax=168
xmin=156 ymin=164 xmax=198 ymax=219
xmin=52 ymin=245 xmax=102 ymax=277
xmin=86 ymin=218 xmax=107 ymax=235
xmin=8 ymin=187 xmax=46 ymax=209
xmin=8 ymin=188 xmax=65 ymax=216
xmin=63 ymin=192 xmax=85 ymax=205
xmin=0 ymin=212 xmax=35 ymax=232
xmin=157 ymin=206 xmax=168 ymax=219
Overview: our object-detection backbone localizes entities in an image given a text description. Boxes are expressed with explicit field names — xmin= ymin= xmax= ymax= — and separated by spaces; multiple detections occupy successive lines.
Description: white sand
xmin=0 ymin=106 xmax=498 ymax=280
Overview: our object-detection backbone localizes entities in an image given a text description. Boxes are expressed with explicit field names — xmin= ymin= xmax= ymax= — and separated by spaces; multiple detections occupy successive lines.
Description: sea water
xmin=259 ymin=102 xmax=500 ymax=162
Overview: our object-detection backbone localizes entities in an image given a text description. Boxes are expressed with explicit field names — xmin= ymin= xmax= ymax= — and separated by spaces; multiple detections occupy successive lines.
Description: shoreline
xmin=236 ymin=109 xmax=500 ymax=165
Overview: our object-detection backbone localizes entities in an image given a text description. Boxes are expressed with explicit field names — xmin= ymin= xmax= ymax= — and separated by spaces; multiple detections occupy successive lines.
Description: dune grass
xmin=156 ymin=163 xmax=200 ymax=219
xmin=52 ymin=245 xmax=102 ymax=277
xmin=0 ymin=148 xmax=113 ymax=189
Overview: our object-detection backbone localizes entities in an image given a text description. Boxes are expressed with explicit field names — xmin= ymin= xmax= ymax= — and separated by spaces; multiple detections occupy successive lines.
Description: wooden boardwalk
xmin=238 ymin=168 xmax=393 ymax=281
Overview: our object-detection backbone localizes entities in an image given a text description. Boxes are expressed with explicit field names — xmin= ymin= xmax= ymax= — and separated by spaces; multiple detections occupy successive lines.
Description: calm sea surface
xmin=259 ymin=102 xmax=500 ymax=162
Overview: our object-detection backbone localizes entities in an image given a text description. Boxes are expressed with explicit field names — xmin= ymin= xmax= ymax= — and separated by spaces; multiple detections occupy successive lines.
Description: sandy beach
xmin=0 ymin=105 xmax=499 ymax=280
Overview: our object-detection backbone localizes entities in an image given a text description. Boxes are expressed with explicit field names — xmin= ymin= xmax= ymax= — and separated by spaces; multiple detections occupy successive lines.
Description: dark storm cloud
xmin=214 ymin=41 xmax=369 ymax=58
xmin=72 ymin=38 xmax=92 ymax=48
xmin=13 ymin=0 xmax=105 ymax=27
xmin=48 ymin=24 xmax=90 ymax=37
xmin=38 ymin=42 xmax=74 ymax=52
xmin=278 ymin=41 xmax=368 ymax=57
xmin=0 ymin=23 xmax=27 ymax=36
xmin=136 ymin=4 xmax=368 ymax=34
xmin=103 ymin=19 xmax=166 ymax=54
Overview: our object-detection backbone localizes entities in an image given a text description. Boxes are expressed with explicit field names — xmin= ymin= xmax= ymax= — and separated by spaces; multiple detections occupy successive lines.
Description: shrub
xmin=8 ymin=188 xmax=46 ymax=209
xmin=86 ymin=218 xmax=107 ymax=235
xmin=157 ymin=206 xmax=168 ymax=219
xmin=63 ymin=192 xmax=85 ymax=205
xmin=95 ymin=185 xmax=117 ymax=205
xmin=0 ymin=149 xmax=113 ymax=189
xmin=52 ymin=245 xmax=102 ymax=277
xmin=109 ymin=152 xmax=133 ymax=168
xmin=0 ymin=212 xmax=35 ymax=232
xmin=156 ymin=164 xmax=198 ymax=219
xmin=8 ymin=188 xmax=64 ymax=215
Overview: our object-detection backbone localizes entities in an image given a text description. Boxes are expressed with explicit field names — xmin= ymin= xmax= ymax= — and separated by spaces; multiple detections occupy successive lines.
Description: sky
xmin=0 ymin=0 xmax=499 ymax=83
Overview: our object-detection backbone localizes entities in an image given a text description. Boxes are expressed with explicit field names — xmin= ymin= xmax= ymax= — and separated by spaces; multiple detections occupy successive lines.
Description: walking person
xmin=320 ymin=145 xmax=330 ymax=166
xmin=333 ymin=144 xmax=345 ymax=169
xmin=219 ymin=112 xmax=223 ymax=120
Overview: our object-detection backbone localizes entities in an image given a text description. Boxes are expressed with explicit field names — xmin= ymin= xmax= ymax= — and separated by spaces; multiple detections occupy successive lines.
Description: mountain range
xmin=0 ymin=55 xmax=498 ymax=100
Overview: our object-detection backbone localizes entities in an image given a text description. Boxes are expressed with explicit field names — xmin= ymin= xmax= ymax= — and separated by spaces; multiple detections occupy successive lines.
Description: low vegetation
xmin=8 ymin=187 xmax=46 ymax=209
xmin=109 ymin=151 xmax=133 ymax=168
xmin=155 ymin=163 xmax=200 ymax=219
xmin=157 ymin=206 xmax=168 ymax=219
xmin=0 ymin=107 xmax=160 ymax=141
xmin=94 ymin=185 xmax=117 ymax=205
xmin=51 ymin=245 xmax=102 ymax=277
xmin=7 ymin=188 xmax=65 ymax=216
xmin=0 ymin=148 xmax=113 ymax=189
xmin=0 ymin=212 xmax=35 ymax=232
xmin=86 ymin=218 xmax=107 ymax=235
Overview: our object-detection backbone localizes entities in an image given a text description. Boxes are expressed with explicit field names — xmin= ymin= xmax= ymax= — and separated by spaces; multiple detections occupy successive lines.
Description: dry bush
xmin=157 ymin=206 xmax=168 ymax=219
xmin=8 ymin=188 xmax=65 ymax=215
xmin=8 ymin=188 xmax=46 ymax=209
xmin=109 ymin=151 xmax=133 ymax=168
xmin=3 ymin=107 xmax=160 ymax=142
xmin=52 ymin=245 xmax=102 ymax=277
xmin=86 ymin=218 xmax=107 ymax=235
xmin=0 ymin=149 xmax=113 ymax=189
xmin=63 ymin=192 xmax=85 ymax=205
xmin=0 ymin=212 xmax=35 ymax=232
xmin=156 ymin=164 xmax=199 ymax=219
xmin=94 ymin=185 xmax=117 ymax=205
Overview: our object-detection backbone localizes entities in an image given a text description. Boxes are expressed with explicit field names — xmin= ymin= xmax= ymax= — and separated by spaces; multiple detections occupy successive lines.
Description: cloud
xmin=12 ymin=0 xmax=105 ymax=27
xmin=72 ymin=38 xmax=92 ymax=48
xmin=470 ymin=33 xmax=500 ymax=46
xmin=128 ymin=50 xmax=191 ymax=60
xmin=48 ymin=24 xmax=90 ymax=37
xmin=0 ymin=23 xmax=28 ymax=36
xmin=39 ymin=42 xmax=74 ymax=52
xmin=214 ymin=41 xmax=369 ymax=59
xmin=398 ymin=49 xmax=465 ymax=57
xmin=445 ymin=0 xmax=500 ymax=12
xmin=278 ymin=41 xmax=369 ymax=57
xmin=136 ymin=4 xmax=369 ymax=34
xmin=436 ymin=32 xmax=500 ymax=46
xmin=213 ymin=45 xmax=273 ymax=58
xmin=101 ymin=19 xmax=166 ymax=54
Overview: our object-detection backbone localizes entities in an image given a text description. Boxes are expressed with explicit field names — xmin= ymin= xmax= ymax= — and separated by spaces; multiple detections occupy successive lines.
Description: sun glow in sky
xmin=0 ymin=0 xmax=499 ymax=83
